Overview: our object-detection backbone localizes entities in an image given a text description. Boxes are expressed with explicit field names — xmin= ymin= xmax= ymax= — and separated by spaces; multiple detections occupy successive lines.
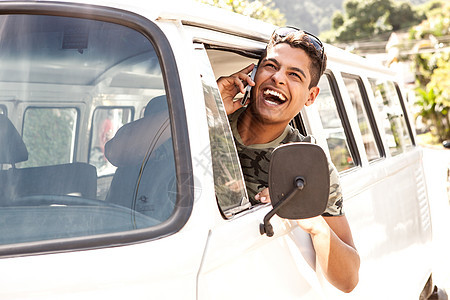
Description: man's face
xmin=249 ymin=43 xmax=319 ymax=125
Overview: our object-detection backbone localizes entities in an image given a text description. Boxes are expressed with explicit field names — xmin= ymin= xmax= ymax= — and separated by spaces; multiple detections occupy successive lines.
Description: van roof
xmin=50 ymin=0 xmax=274 ymax=39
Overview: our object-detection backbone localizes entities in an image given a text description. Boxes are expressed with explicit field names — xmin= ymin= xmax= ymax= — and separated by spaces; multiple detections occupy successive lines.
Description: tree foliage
xmin=20 ymin=108 xmax=77 ymax=168
xmin=410 ymin=0 xmax=450 ymax=39
xmin=410 ymin=0 xmax=450 ymax=142
xmin=322 ymin=0 xmax=425 ymax=43
xmin=197 ymin=0 xmax=286 ymax=26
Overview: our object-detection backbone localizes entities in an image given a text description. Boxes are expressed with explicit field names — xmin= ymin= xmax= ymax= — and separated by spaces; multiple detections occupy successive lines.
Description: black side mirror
xmin=260 ymin=143 xmax=330 ymax=237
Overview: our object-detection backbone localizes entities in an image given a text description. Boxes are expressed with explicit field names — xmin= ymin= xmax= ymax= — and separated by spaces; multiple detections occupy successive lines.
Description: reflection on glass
xmin=369 ymin=78 xmax=412 ymax=156
xmin=0 ymin=14 xmax=177 ymax=245
xmin=343 ymin=77 xmax=380 ymax=161
xmin=197 ymin=48 xmax=249 ymax=214
xmin=316 ymin=76 xmax=355 ymax=171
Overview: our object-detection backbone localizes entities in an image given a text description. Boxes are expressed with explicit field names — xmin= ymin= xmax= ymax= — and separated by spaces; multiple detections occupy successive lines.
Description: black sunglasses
xmin=272 ymin=26 xmax=325 ymax=75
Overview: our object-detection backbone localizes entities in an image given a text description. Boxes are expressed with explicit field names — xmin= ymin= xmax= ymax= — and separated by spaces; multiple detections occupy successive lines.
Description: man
xmin=217 ymin=27 xmax=360 ymax=293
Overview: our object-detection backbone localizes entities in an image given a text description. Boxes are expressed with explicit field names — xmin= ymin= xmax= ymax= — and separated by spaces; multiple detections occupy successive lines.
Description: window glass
xmin=368 ymin=79 xmax=413 ymax=156
xmin=342 ymin=76 xmax=381 ymax=161
xmin=0 ymin=15 xmax=177 ymax=246
xmin=316 ymin=75 xmax=355 ymax=171
xmin=196 ymin=46 xmax=249 ymax=216
xmin=89 ymin=107 xmax=133 ymax=175
xmin=0 ymin=105 xmax=5 ymax=115
xmin=20 ymin=107 xmax=78 ymax=168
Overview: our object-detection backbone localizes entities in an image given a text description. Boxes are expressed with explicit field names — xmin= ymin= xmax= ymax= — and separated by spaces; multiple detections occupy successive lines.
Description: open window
xmin=195 ymin=44 xmax=255 ymax=217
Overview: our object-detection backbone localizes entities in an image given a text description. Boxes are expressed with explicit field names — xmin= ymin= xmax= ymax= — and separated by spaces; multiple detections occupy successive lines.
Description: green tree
xmin=410 ymin=0 xmax=450 ymax=39
xmin=197 ymin=0 xmax=286 ymax=26
xmin=414 ymin=53 xmax=450 ymax=142
xmin=20 ymin=108 xmax=77 ymax=168
xmin=322 ymin=0 xmax=424 ymax=43
xmin=410 ymin=1 xmax=450 ymax=142
xmin=331 ymin=11 xmax=344 ymax=29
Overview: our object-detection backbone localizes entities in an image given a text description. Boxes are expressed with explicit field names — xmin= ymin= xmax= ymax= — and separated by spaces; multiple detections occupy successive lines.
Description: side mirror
xmin=260 ymin=143 xmax=330 ymax=237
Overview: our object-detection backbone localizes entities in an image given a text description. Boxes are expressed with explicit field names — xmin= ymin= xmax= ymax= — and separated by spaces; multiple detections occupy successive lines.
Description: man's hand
xmin=254 ymin=187 xmax=270 ymax=203
xmin=217 ymin=64 xmax=255 ymax=115
xmin=296 ymin=215 xmax=327 ymax=235
xmin=256 ymin=189 xmax=326 ymax=235
xmin=256 ymin=187 xmax=359 ymax=292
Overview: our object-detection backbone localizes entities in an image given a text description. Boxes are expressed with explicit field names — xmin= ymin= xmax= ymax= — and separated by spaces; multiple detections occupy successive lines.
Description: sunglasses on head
xmin=272 ymin=26 xmax=325 ymax=75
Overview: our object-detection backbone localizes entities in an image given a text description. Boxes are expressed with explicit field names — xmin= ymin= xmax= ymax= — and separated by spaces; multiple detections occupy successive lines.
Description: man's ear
xmin=305 ymin=86 xmax=320 ymax=106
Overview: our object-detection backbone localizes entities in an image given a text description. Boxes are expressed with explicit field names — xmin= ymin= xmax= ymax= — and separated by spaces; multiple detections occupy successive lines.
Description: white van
xmin=0 ymin=1 xmax=439 ymax=299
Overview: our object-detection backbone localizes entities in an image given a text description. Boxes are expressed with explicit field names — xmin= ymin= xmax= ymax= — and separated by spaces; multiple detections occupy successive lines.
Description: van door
xmin=308 ymin=70 xmax=432 ymax=298
xmin=0 ymin=4 xmax=206 ymax=299
xmin=193 ymin=44 xmax=326 ymax=300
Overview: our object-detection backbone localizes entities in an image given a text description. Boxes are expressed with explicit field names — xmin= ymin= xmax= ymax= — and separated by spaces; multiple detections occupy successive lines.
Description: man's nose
xmin=271 ymin=70 xmax=286 ymax=85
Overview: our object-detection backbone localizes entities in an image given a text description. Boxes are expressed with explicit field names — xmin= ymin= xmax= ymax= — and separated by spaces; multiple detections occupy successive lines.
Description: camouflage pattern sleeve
xmin=322 ymin=162 xmax=344 ymax=216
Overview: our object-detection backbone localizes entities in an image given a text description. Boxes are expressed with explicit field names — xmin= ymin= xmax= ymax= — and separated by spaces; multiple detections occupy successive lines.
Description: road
xmin=422 ymin=146 xmax=450 ymax=294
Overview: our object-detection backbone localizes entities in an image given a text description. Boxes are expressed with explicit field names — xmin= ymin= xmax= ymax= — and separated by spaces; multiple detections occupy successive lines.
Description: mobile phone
xmin=241 ymin=65 xmax=257 ymax=106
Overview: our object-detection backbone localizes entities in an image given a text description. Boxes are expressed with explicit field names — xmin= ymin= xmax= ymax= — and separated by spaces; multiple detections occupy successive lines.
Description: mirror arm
xmin=260 ymin=177 xmax=305 ymax=237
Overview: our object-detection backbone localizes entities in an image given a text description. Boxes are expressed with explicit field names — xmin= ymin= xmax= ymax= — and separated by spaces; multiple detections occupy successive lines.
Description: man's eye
xmin=290 ymin=72 xmax=301 ymax=80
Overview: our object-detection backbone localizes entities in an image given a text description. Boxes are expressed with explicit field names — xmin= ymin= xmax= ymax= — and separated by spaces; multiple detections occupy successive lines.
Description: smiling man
xmin=217 ymin=27 xmax=360 ymax=293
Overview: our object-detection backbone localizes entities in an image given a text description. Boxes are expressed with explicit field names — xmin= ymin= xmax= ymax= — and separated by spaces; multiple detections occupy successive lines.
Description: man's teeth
xmin=265 ymin=100 xmax=278 ymax=105
xmin=263 ymin=89 xmax=286 ymax=101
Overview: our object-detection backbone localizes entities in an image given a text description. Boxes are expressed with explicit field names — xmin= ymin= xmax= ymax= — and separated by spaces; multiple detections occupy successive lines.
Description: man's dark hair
xmin=260 ymin=31 xmax=327 ymax=89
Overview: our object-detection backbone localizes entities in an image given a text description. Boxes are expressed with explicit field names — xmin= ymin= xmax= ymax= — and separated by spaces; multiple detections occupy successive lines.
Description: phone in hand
xmin=241 ymin=65 xmax=257 ymax=106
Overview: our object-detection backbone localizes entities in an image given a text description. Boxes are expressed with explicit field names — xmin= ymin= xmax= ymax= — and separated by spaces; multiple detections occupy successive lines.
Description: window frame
xmin=394 ymin=83 xmax=416 ymax=146
xmin=198 ymin=43 xmax=259 ymax=217
xmin=341 ymin=73 xmax=386 ymax=160
xmin=368 ymin=77 xmax=414 ymax=156
xmin=320 ymin=71 xmax=361 ymax=170
xmin=0 ymin=2 xmax=193 ymax=258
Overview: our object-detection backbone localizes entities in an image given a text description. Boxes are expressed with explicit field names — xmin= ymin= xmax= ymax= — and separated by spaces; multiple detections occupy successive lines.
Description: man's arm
xmin=256 ymin=188 xmax=360 ymax=292
xmin=297 ymin=215 xmax=360 ymax=293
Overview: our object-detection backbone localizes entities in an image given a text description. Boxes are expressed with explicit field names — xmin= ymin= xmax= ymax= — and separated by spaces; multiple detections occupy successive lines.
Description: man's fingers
xmin=233 ymin=64 xmax=256 ymax=92
xmin=233 ymin=76 xmax=246 ymax=94
xmin=238 ymin=63 xmax=255 ymax=75
xmin=255 ymin=187 xmax=271 ymax=203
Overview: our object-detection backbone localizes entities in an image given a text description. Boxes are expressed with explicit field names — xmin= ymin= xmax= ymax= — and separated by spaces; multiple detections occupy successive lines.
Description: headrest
xmin=105 ymin=95 xmax=171 ymax=167
xmin=0 ymin=114 xmax=28 ymax=164
xmin=144 ymin=95 xmax=168 ymax=117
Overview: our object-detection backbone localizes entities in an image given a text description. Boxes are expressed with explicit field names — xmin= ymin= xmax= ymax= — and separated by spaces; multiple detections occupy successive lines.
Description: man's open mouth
xmin=263 ymin=89 xmax=287 ymax=106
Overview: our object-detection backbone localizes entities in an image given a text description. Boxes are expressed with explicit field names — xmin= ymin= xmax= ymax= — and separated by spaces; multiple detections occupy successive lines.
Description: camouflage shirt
xmin=229 ymin=108 xmax=344 ymax=216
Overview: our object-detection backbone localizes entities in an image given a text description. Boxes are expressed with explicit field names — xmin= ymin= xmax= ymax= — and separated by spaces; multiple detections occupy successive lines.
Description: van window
xmin=20 ymin=107 xmax=78 ymax=168
xmin=342 ymin=75 xmax=381 ymax=162
xmin=0 ymin=105 xmax=5 ymax=115
xmin=196 ymin=45 xmax=250 ymax=217
xmin=316 ymin=75 xmax=355 ymax=171
xmin=0 ymin=14 xmax=182 ymax=249
xmin=89 ymin=107 xmax=133 ymax=175
xmin=368 ymin=79 xmax=413 ymax=156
